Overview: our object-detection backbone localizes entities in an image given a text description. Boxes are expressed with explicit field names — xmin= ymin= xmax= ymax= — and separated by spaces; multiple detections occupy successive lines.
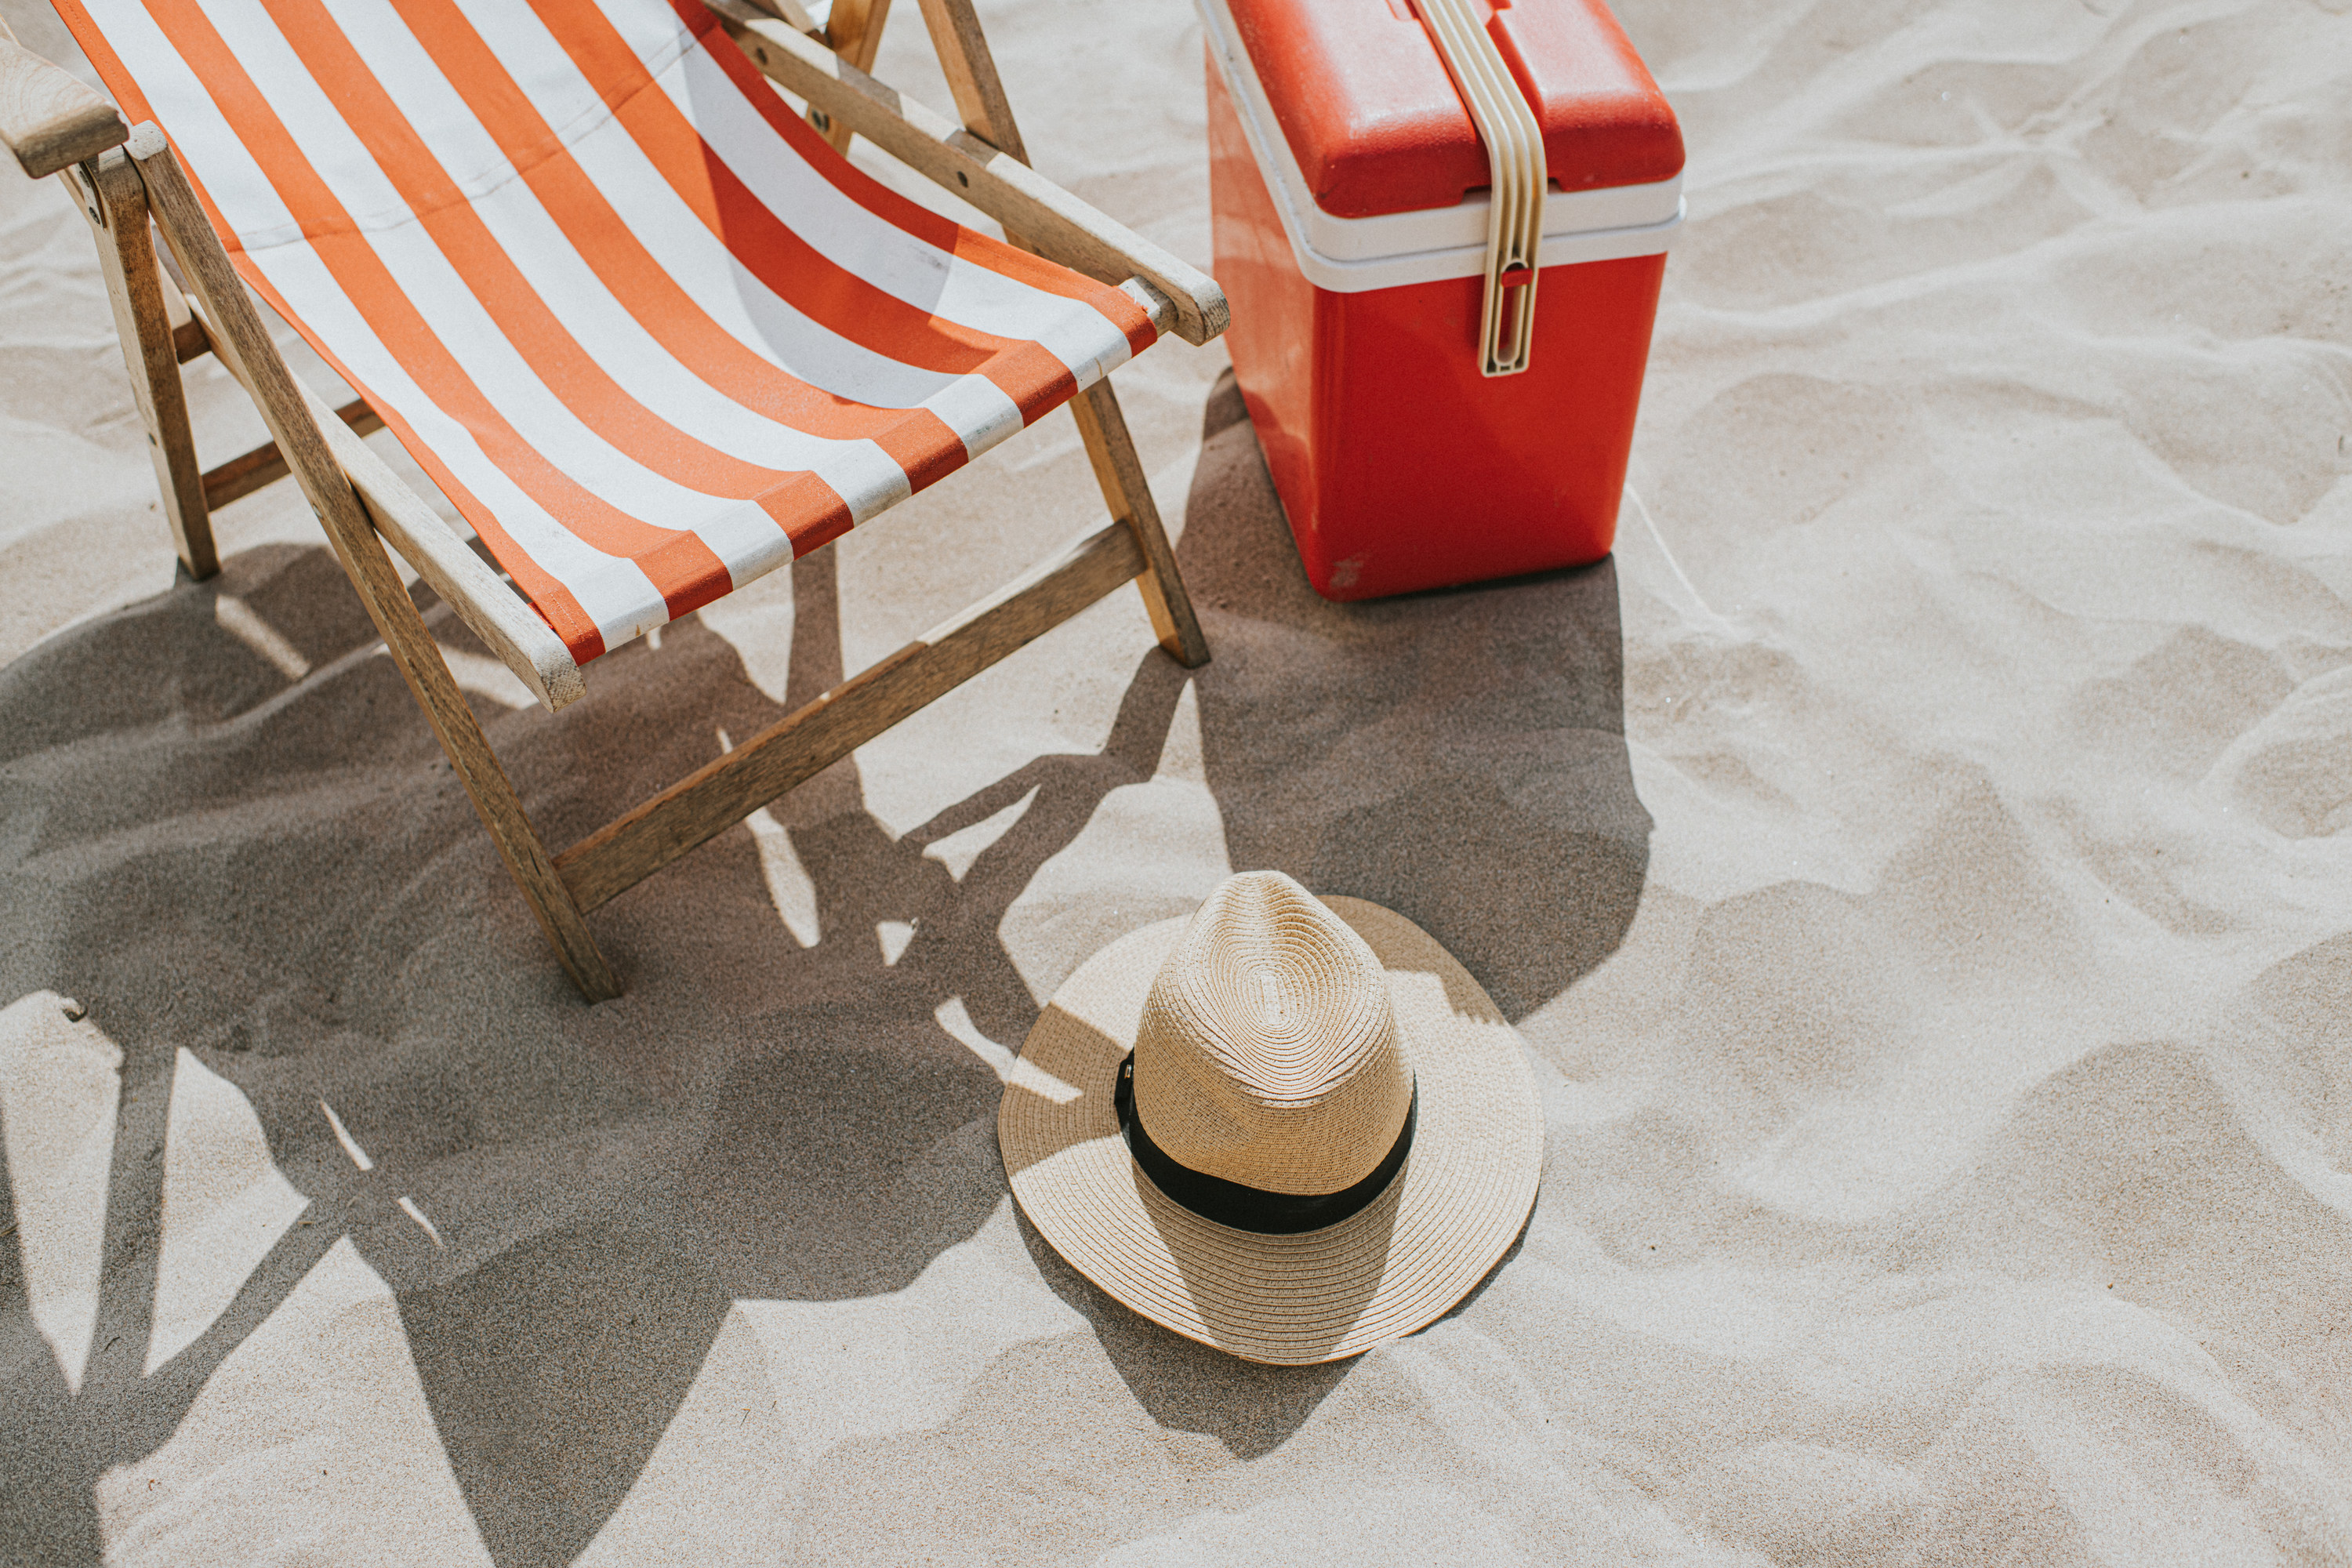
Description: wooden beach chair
xmin=0 ymin=0 xmax=1221 ymax=1000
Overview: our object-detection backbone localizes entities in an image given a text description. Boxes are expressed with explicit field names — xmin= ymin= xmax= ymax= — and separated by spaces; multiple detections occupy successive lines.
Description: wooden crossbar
xmin=556 ymin=519 xmax=1146 ymax=910
xmin=202 ymin=397 xmax=382 ymax=510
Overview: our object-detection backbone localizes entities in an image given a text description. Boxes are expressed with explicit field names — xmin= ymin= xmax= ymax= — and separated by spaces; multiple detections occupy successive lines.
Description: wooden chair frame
xmin=0 ymin=0 xmax=1221 ymax=1001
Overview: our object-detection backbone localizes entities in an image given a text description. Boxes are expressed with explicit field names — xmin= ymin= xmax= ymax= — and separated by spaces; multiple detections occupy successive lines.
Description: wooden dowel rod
xmin=201 ymin=397 xmax=382 ymax=511
xmin=815 ymin=0 xmax=891 ymax=151
xmin=557 ymin=521 xmax=1145 ymax=910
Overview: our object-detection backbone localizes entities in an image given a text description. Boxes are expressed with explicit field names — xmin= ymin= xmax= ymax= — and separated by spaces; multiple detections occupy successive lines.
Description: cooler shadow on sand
xmin=1177 ymin=370 xmax=1652 ymax=1024
xmin=1014 ymin=1210 xmax=1355 ymax=1460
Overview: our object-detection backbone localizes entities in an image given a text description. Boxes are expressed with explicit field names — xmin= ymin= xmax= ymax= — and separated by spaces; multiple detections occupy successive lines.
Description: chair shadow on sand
xmin=0 ymin=368 xmax=1646 ymax=1566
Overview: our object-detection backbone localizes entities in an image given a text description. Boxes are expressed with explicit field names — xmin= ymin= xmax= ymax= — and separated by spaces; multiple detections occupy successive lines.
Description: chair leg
xmin=349 ymin=521 xmax=624 ymax=1001
xmin=133 ymin=133 xmax=620 ymax=1000
xmin=1069 ymin=379 xmax=1209 ymax=669
xmin=913 ymin=0 xmax=1024 ymax=158
xmin=899 ymin=2 xmax=1208 ymax=668
xmin=81 ymin=151 xmax=216 ymax=579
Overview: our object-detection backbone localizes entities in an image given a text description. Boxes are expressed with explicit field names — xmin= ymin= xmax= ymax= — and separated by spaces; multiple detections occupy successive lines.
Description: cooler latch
xmin=1417 ymin=0 xmax=1547 ymax=377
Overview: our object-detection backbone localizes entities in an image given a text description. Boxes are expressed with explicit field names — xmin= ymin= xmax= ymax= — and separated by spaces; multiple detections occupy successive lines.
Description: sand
xmin=4 ymin=0 xmax=2351 ymax=1560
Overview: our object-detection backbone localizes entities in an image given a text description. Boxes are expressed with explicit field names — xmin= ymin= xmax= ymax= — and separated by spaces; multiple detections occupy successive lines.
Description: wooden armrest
xmin=702 ymin=0 xmax=1229 ymax=347
xmin=0 ymin=21 xmax=127 ymax=180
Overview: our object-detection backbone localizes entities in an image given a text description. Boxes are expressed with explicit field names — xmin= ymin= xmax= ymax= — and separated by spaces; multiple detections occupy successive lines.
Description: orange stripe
xmin=52 ymin=1 xmax=158 ymax=129
xmin=261 ymin=0 xmax=826 ymax=530
xmin=539 ymin=0 xmax=1142 ymax=423
xmin=235 ymin=260 xmax=610 ymax=659
xmin=387 ymin=0 xmax=967 ymax=469
xmin=67 ymin=0 xmax=1153 ymax=651
xmin=53 ymin=1 xmax=257 ymax=262
xmin=58 ymin=1 xmax=611 ymax=658
xmin=139 ymin=0 xmax=726 ymax=620
xmin=532 ymin=0 xmax=1014 ymax=375
xmin=528 ymin=0 xmax=1080 ymax=470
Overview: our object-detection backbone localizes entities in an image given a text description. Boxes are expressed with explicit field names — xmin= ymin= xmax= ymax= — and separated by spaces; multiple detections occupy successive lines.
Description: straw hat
xmin=999 ymin=871 xmax=1543 ymax=1364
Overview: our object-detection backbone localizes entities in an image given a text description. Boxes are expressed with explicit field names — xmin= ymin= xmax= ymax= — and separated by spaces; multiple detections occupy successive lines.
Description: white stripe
xmin=250 ymin=249 xmax=670 ymax=648
xmin=459 ymin=1 xmax=1126 ymax=466
xmin=585 ymin=0 xmax=702 ymax=75
xmin=544 ymin=0 xmax=703 ymax=96
xmin=93 ymin=0 xmax=834 ymax=635
xmin=924 ymin=377 xmax=1025 ymax=463
xmin=360 ymin=0 xmax=1048 ymax=489
xmin=661 ymin=40 xmax=1127 ymax=356
xmin=556 ymin=97 xmax=975 ymax=409
xmin=121 ymin=0 xmax=1127 ymax=408
xmin=564 ymin=105 xmax=969 ymax=404
xmin=566 ymin=0 xmax=1142 ymax=383
xmin=664 ymin=39 xmax=1138 ymax=386
xmin=78 ymin=0 xmax=1142 ymax=649
xmin=327 ymin=0 xmax=915 ymax=519
xmin=81 ymin=0 xmax=298 ymax=250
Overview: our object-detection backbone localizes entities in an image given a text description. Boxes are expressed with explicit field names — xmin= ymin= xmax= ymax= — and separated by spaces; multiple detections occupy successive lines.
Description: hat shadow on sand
xmin=1013 ymin=1207 xmax=1357 ymax=1458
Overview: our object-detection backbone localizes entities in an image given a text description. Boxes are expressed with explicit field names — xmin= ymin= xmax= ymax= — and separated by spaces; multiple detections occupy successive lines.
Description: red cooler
xmin=1201 ymin=0 xmax=1684 ymax=599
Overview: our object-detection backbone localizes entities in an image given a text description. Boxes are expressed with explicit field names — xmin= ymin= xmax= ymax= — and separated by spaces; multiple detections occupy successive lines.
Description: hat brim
xmin=999 ymin=896 xmax=1543 ymax=1366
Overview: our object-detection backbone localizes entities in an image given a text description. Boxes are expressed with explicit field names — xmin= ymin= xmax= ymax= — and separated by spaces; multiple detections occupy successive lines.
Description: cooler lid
xmin=1202 ymin=0 xmax=1683 ymax=289
xmin=1222 ymin=0 xmax=1683 ymax=220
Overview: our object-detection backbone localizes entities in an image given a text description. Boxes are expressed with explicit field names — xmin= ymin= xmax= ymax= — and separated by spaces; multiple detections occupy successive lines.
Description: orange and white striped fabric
xmin=56 ymin=0 xmax=1156 ymax=662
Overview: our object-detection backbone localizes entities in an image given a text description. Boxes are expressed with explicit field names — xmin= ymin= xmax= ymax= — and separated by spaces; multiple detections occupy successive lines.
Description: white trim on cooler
xmin=1197 ymin=0 xmax=1684 ymax=294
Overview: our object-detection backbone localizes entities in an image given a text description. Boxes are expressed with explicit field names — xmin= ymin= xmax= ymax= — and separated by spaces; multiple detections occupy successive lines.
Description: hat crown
xmin=1133 ymin=873 xmax=1413 ymax=1196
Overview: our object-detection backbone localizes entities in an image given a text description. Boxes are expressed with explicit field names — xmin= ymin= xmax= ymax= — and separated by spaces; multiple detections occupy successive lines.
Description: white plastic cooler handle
xmin=1416 ymin=0 xmax=1547 ymax=376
